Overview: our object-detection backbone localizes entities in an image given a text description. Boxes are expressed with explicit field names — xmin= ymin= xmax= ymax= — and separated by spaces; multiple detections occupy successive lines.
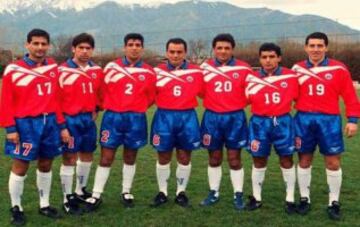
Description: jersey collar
xmin=66 ymin=58 xmax=94 ymax=68
xmin=305 ymin=56 xmax=329 ymax=68
xmin=214 ymin=57 xmax=235 ymax=66
xmin=23 ymin=53 xmax=48 ymax=67
xmin=122 ymin=56 xmax=143 ymax=67
xmin=259 ymin=66 xmax=282 ymax=77
xmin=167 ymin=60 xmax=188 ymax=70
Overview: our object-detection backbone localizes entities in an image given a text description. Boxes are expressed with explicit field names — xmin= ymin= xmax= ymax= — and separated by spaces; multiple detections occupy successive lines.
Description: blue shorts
xmin=294 ymin=112 xmax=344 ymax=155
xmin=5 ymin=114 xmax=62 ymax=161
xmin=248 ymin=114 xmax=295 ymax=157
xmin=100 ymin=110 xmax=147 ymax=150
xmin=64 ymin=112 xmax=97 ymax=153
xmin=150 ymin=108 xmax=201 ymax=152
xmin=200 ymin=109 xmax=248 ymax=151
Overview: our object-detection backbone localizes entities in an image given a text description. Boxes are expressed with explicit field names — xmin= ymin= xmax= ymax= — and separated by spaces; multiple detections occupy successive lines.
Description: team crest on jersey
xmin=295 ymin=137 xmax=302 ymax=149
xmin=280 ymin=81 xmax=288 ymax=88
xmin=50 ymin=72 xmax=56 ymax=77
xmin=153 ymin=134 xmax=160 ymax=146
xmin=233 ymin=73 xmax=239 ymax=79
xmin=203 ymin=134 xmax=211 ymax=146
xmin=251 ymin=140 xmax=260 ymax=152
xmin=325 ymin=73 xmax=333 ymax=80
xmin=138 ymin=75 xmax=145 ymax=81
xmin=186 ymin=76 xmax=194 ymax=82
xmin=92 ymin=73 xmax=97 ymax=79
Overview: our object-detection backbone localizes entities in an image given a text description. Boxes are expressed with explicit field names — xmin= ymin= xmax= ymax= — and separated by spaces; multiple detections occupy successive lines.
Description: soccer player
xmin=150 ymin=38 xmax=203 ymax=207
xmin=58 ymin=33 xmax=103 ymax=214
xmin=199 ymin=33 xmax=252 ymax=210
xmin=0 ymin=29 xmax=69 ymax=225
xmin=85 ymin=33 xmax=156 ymax=211
xmin=292 ymin=32 xmax=360 ymax=220
xmin=245 ymin=43 xmax=298 ymax=214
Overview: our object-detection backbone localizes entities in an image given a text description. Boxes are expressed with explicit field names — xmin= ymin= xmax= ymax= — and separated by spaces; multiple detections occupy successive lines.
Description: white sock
xmin=92 ymin=166 xmax=111 ymax=199
xmin=326 ymin=168 xmax=342 ymax=206
xmin=251 ymin=166 xmax=266 ymax=201
xmin=60 ymin=165 xmax=75 ymax=203
xmin=156 ymin=162 xmax=170 ymax=196
xmin=122 ymin=163 xmax=136 ymax=194
xmin=36 ymin=170 xmax=52 ymax=208
xmin=281 ymin=165 xmax=296 ymax=203
xmin=297 ymin=165 xmax=312 ymax=202
xmin=208 ymin=165 xmax=222 ymax=197
xmin=230 ymin=168 xmax=244 ymax=193
xmin=9 ymin=172 xmax=26 ymax=211
xmin=176 ymin=163 xmax=192 ymax=195
xmin=75 ymin=160 xmax=92 ymax=195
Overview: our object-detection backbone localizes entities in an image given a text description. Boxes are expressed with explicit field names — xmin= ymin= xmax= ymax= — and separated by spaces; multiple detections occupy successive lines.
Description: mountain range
xmin=0 ymin=0 xmax=357 ymax=52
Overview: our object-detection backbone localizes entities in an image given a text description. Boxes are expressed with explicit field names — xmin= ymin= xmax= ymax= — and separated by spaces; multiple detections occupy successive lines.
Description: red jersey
xmin=0 ymin=56 xmax=64 ymax=129
xmin=154 ymin=61 xmax=203 ymax=110
xmin=246 ymin=67 xmax=299 ymax=116
xmin=59 ymin=59 xmax=104 ymax=115
xmin=200 ymin=58 xmax=253 ymax=113
xmin=292 ymin=58 xmax=360 ymax=118
xmin=102 ymin=58 xmax=156 ymax=113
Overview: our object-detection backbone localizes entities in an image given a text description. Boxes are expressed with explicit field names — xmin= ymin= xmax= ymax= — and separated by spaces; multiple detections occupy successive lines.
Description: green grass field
xmin=0 ymin=101 xmax=359 ymax=227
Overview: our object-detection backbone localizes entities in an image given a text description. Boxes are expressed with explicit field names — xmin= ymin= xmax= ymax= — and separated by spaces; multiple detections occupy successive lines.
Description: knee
xmin=253 ymin=158 xmax=267 ymax=168
xmin=123 ymin=150 xmax=137 ymax=165
xmin=326 ymin=160 xmax=341 ymax=171
xmin=298 ymin=155 xmax=312 ymax=168
xmin=228 ymin=157 xmax=241 ymax=169
xmin=100 ymin=155 xmax=114 ymax=167
xmin=280 ymin=156 xmax=293 ymax=169
xmin=37 ymin=161 xmax=52 ymax=172
xmin=158 ymin=153 xmax=172 ymax=165
xmin=209 ymin=156 xmax=222 ymax=167
xmin=63 ymin=153 xmax=77 ymax=166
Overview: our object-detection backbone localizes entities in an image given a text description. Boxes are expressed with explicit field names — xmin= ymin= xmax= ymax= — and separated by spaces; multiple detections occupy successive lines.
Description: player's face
xmin=166 ymin=43 xmax=186 ymax=67
xmin=72 ymin=43 xmax=94 ymax=64
xmin=213 ymin=41 xmax=233 ymax=64
xmin=259 ymin=51 xmax=281 ymax=73
xmin=305 ymin=38 xmax=328 ymax=64
xmin=124 ymin=39 xmax=143 ymax=62
xmin=25 ymin=36 xmax=49 ymax=61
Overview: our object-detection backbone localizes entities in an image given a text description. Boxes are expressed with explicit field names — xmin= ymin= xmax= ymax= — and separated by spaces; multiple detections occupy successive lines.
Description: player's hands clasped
xmin=61 ymin=128 xmax=71 ymax=143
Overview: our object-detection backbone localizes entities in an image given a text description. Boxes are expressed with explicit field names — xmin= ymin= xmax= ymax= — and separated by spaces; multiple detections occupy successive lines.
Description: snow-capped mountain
xmin=0 ymin=0 xmax=167 ymax=13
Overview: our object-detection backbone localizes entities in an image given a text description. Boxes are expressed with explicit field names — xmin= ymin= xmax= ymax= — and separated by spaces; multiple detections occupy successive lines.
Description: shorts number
xmin=214 ymin=81 xmax=232 ymax=92
xmin=37 ymin=82 xmax=51 ymax=96
xmin=101 ymin=130 xmax=110 ymax=143
xmin=308 ymin=84 xmax=324 ymax=96
xmin=68 ymin=137 xmax=75 ymax=149
xmin=173 ymin=86 xmax=182 ymax=96
xmin=14 ymin=143 xmax=32 ymax=156
xmin=264 ymin=92 xmax=281 ymax=104
xmin=125 ymin=83 xmax=133 ymax=95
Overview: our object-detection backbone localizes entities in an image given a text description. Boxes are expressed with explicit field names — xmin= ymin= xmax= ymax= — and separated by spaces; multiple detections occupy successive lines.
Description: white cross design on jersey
xmin=5 ymin=64 xmax=57 ymax=86
xmin=154 ymin=67 xmax=201 ymax=87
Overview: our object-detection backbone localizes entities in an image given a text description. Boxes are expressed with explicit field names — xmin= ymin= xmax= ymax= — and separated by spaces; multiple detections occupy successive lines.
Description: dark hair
xmin=212 ymin=33 xmax=235 ymax=48
xmin=72 ymin=33 xmax=95 ymax=48
xmin=124 ymin=33 xmax=144 ymax=46
xmin=27 ymin=28 xmax=50 ymax=43
xmin=166 ymin=38 xmax=187 ymax=52
xmin=259 ymin=42 xmax=282 ymax=56
xmin=305 ymin=32 xmax=329 ymax=46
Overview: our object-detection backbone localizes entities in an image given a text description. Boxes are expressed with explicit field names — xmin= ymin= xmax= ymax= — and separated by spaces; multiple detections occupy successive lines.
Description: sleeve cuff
xmin=348 ymin=117 xmax=358 ymax=124
xmin=6 ymin=126 xmax=17 ymax=134
xmin=59 ymin=123 xmax=67 ymax=130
